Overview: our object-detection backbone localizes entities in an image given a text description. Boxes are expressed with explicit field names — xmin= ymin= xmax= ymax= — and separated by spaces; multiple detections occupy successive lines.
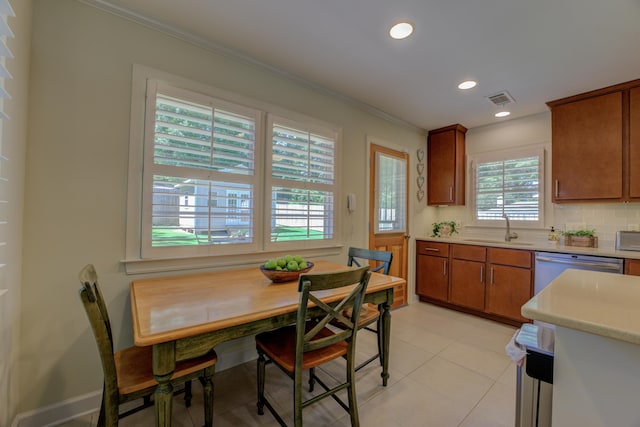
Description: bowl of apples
xmin=260 ymin=255 xmax=314 ymax=283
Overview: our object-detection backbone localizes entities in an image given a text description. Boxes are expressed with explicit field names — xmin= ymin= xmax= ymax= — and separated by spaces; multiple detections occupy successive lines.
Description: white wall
xmin=18 ymin=0 xmax=426 ymax=416
xmin=433 ymin=112 xmax=640 ymax=247
xmin=1 ymin=0 xmax=32 ymax=424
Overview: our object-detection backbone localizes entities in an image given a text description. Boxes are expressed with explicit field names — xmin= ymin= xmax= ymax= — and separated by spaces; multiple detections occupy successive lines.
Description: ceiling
xmin=88 ymin=0 xmax=640 ymax=130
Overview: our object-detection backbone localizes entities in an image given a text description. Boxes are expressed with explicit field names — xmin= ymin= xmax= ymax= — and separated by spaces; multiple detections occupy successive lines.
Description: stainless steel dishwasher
xmin=534 ymin=251 xmax=624 ymax=295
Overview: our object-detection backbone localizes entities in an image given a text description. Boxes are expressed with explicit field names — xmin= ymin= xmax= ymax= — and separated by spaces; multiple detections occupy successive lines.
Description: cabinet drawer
xmin=488 ymin=248 xmax=532 ymax=268
xmin=416 ymin=241 xmax=449 ymax=257
xmin=452 ymin=244 xmax=486 ymax=262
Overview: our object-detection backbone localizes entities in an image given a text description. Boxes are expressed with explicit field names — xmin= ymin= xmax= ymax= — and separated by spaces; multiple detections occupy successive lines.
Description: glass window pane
xmin=151 ymin=175 xmax=253 ymax=246
xmin=270 ymin=187 xmax=334 ymax=241
xmin=375 ymin=152 xmax=407 ymax=233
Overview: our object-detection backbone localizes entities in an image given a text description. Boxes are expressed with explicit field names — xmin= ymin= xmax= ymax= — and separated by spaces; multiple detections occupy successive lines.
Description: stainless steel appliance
xmin=616 ymin=230 xmax=640 ymax=251
xmin=534 ymin=251 xmax=624 ymax=295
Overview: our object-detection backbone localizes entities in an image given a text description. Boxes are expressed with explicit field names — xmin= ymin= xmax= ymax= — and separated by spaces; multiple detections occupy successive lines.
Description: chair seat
xmin=351 ymin=303 xmax=380 ymax=327
xmin=115 ymin=345 xmax=218 ymax=395
xmin=256 ymin=324 xmax=347 ymax=372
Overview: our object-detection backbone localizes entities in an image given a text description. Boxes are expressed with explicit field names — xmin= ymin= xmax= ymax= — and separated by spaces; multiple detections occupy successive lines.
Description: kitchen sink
xmin=461 ymin=238 xmax=534 ymax=246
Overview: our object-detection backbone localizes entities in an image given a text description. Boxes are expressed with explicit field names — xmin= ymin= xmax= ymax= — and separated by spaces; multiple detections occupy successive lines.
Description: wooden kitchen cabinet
xmin=625 ymin=259 xmax=640 ymax=276
xmin=485 ymin=248 xmax=533 ymax=323
xmin=629 ymin=86 xmax=640 ymax=199
xmin=415 ymin=241 xmax=449 ymax=302
xmin=549 ymin=91 xmax=623 ymax=202
xmin=415 ymin=240 xmax=532 ymax=325
xmin=547 ymin=78 xmax=640 ymax=203
xmin=427 ymin=124 xmax=466 ymax=206
xmin=450 ymin=244 xmax=486 ymax=311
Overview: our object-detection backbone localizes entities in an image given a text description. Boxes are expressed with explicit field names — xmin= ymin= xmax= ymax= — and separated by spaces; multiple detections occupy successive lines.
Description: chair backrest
xmin=295 ymin=266 xmax=371 ymax=365
xmin=78 ymin=264 xmax=120 ymax=407
xmin=347 ymin=247 xmax=393 ymax=275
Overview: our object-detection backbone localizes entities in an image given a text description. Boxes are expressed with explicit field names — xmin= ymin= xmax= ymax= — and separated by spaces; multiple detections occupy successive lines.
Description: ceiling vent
xmin=486 ymin=90 xmax=516 ymax=106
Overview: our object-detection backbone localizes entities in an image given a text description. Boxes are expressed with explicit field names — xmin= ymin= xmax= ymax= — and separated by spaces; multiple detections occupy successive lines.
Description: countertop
xmin=521 ymin=269 xmax=640 ymax=345
xmin=415 ymin=236 xmax=640 ymax=260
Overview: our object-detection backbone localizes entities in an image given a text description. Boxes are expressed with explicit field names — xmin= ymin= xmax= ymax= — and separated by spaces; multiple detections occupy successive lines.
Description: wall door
xmin=369 ymin=144 xmax=409 ymax=307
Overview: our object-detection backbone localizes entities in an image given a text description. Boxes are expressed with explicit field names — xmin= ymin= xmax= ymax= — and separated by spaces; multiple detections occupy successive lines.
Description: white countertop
xmin=415 ymin=236 xmax=640 ymax=259
xmin=521 ymin=269 xmax=640 ymax=345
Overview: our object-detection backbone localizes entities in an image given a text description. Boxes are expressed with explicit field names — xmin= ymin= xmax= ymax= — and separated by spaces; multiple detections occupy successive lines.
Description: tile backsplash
xmin=432 ymin=203 xmax=640 ymax=249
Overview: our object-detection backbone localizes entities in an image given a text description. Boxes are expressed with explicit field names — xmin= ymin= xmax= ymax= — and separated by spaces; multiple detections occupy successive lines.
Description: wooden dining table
xmin=130 ymin=260 xmax=404 ymax=427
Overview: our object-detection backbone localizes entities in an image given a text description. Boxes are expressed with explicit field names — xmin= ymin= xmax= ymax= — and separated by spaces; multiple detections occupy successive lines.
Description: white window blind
xmin=268 ymin=116 xmax=337 ymax=244
xmin=0 ymin=0 xmax=13 ymax=280
xmin=471 ymin=148 xmax=544 ymax=227
xmin=142 ymin=81 xmax=260 ymax=257
xmin=0 ymin=0 xmax=13 ymax=121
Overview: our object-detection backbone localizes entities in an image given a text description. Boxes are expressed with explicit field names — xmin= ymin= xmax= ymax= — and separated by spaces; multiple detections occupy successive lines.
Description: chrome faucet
xmin=503 ymin=214 xmax=518 ymax=242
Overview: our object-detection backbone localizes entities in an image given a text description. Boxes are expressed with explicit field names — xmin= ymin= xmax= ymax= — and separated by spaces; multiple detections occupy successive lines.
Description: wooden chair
xmin=256 ymin=266 xmax=371 ymax=427
xmin=344 ymin=247 xmax=393 ymax=372
xmin=78 ymin=264 xmax=218 ymax=426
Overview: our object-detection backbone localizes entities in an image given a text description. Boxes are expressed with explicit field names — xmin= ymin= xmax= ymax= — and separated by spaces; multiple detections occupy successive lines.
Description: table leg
xmin=380 ymin=288 xmax=392 ymax=386
xmin=153 ymin=342 xmax=176 ymax=427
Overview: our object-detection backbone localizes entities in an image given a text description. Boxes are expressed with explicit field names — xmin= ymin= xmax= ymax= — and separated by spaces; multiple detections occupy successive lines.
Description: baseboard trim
xmin=12 ymin=344 xmax=257 ymax=426
xmin=11 ymin=390 xmax=102 ymax=427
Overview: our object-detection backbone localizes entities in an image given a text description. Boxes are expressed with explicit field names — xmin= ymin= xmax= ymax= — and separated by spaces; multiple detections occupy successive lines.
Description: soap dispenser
xmin=548 ymin=226 xmax=557 ymax=242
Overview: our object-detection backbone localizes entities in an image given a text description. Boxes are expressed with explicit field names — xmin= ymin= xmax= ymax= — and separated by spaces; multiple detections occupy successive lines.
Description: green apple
xmin=264 ymin=259 xmax=277 ymax=270
xmin=276 ymin=258 xmax=286 ymax=268
xmin=298 ymin=261 xmax=308 ymax=269
xmin=287 ymin=260 xmax=299 ymax=271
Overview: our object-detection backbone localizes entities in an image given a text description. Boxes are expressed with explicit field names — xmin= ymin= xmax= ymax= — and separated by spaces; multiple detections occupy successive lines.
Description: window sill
xmin=121 ymin=246 xmax=343 ymax=275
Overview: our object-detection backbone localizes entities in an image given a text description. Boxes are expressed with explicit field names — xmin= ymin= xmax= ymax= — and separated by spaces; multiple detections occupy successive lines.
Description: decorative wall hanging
xmin=416 ymin=147 xmax=425 ymax=201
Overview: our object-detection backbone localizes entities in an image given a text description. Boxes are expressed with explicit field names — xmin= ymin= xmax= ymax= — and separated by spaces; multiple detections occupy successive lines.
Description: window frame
xmin=468 ymin=145 xmax=546 ymax=229
xmin=124 ymin=65 xmax=342 ymax=274
xmin=264 ymin=114 xmax=340 ymax=252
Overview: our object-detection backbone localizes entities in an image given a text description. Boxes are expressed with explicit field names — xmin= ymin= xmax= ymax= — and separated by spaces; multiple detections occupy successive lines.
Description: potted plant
xmin=561 ymin=229 xmax=598 ymax=248
xmin=431 ymin=221 xmax=458 ymax=238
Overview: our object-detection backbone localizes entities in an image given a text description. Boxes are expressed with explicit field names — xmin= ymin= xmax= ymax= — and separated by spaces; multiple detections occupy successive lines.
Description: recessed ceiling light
xmin=495 ymin=111 xmax=511 ymax=118
xmin=458 ymin=80 xmax=477 ymax=90
xmin=389 ymin=22 xmax=414 ymax=40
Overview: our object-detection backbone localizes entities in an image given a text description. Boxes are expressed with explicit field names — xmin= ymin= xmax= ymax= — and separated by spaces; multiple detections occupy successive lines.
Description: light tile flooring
xmin=62 ymin=302 xmax=519 ymax=427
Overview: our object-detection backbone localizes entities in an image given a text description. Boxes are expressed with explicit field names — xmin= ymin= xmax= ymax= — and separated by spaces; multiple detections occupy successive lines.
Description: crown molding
xmin=77 ymin=0 xmax=422 ymax=132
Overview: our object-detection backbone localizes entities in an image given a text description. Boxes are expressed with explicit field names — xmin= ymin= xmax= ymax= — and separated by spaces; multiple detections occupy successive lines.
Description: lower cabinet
xmin=625 ymin=259 xmax=640 ymax=276
xmin=416 ymin=241 xmax=533 ymax=325
xmin=485 ymin=248 xmax=533 ymax=323
xmin=415 ymin=241 xmax=450 ymax=302
xmin=450 ymin=245 xmax=486 ymax=311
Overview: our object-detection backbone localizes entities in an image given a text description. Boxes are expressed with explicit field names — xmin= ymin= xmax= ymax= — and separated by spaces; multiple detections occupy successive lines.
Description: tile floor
xmin=61 ymin=302 xmax=519 ymax=426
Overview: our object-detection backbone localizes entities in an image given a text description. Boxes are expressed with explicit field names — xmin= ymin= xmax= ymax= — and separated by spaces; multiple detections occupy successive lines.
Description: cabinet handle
xmin=555 ymin=180 xmax=559 ymax=198
xmin=443 ymin=260 xmax=447 ymax=276
xmin=423 ymin=247 xmax=440 ymax=252
xmin=480 ymin=266 xmax=484 ymax=283
xmin=489 ymin=267 xmax=494 ymax=285
xmin=449 ymin=186 xmax=453 ymax=201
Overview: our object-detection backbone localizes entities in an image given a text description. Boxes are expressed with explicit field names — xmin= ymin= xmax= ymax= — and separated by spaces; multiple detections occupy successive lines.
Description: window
xmin=470 ymin=147 xmax=544 ymax=228
xmin=126 ymin=68 xmax=341 ymax=267
xmin=266 ymin=116 xmax=338 ymax=247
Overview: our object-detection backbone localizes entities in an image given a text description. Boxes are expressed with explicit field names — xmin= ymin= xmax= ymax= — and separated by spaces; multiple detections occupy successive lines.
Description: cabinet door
xmin=551 ymin=91 xmax=623 ymax=202
xmin=427 ymin=125 xmax=466 ymax=205
xmin=630 ymin=87 xmax=640 ymax=199
xmin=450 ymin=259 xmax=485 ymax=311
xmin=416 ymin=255 xmax=448 ymax=302
xmin=625 ymin=259 xmax=640 ymax=276
xmin=485 ymin=264 xmax=531 ymax=322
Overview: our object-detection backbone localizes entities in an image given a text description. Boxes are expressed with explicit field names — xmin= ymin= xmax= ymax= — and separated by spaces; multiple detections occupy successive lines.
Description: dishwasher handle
xmin=535 ymin=255 xmax=622 ymax=271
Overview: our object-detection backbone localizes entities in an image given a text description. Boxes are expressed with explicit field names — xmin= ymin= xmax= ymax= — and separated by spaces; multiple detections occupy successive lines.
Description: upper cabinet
xmin=630 ymin=87 xmax=640 ymax=199
xmin=427 ymin=124 xmax=467 ymax=206
xmin=547 ymin=79 xmax=640 ymax=203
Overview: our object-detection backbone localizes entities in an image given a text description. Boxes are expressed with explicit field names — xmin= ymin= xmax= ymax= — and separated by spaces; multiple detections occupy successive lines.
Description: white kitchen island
xmin=521 ymin=269 xmax=640 ymax=427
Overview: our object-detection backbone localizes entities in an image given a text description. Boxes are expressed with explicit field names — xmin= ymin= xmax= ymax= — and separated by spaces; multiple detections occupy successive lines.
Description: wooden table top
xmin=130 ymin=260 xmax=404 ymax=346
